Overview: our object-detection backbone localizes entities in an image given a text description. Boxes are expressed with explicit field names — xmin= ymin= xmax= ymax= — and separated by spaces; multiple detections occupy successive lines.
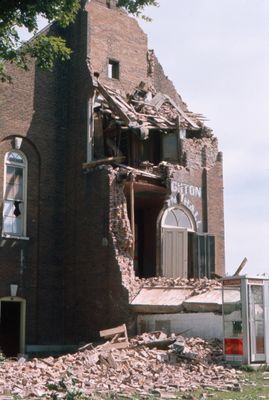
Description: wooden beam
xmin=99 ymin=324 xmax=129 ymax=350
xmin=233 ymin=257 xmax=248 ymax=276
xmin=99 ymin=324 xmax=127 ymax=338
xmin=97 ymin=82 xmax=131 ymax=126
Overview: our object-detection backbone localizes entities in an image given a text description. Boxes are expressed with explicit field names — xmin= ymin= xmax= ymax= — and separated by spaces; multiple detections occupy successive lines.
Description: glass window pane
xmin=163 ymin=134 xmax=178 ymax=161
xmin=5 ymin=166 xmax=23 ymax=200
xmin=13 ymin=215 xmax=22 ymax=235
xmin=164 ymin=211 xmax=177 ymax=226
xmin=2 ymin=150 xmax=26 ymax=237
xmin=164 ymin=208 xmax=192 ymax=228
xmin=252 ymin=285 xmax=263 ymax=304
xmin=255 ymin=303 xmax=264 ymax=320
xmin=176 ymin=209 xmax=192 ymax=229
xmin=6 ymin=166 xmax=14 ymax=183
xmin=3 ymin=201 xmax=13 ymax=217
xmin=13 ymin=184 xmax=23 ymax=200
xmin=223 ymin=286 xmax=242 ymax=340
xmin=3 ymin=216 xmax=13 ymax=234
xmin=7 ymin=152 xmax=23 ymax=164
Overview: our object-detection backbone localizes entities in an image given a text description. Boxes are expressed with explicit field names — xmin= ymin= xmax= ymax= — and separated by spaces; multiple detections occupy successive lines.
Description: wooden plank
xmin=233 ymin=257 xmax=247 ymax=276
xmin=102 ymin=341 xmax=129 ymax=350
xmin=97 ymin=82 xmax=131 ymax=126
xmin=99 ymin=324 xmax=126 ymax=338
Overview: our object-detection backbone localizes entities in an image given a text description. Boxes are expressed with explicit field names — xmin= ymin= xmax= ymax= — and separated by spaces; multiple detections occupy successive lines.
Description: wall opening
xmin=108 ymin=59 xmax=120 ymax=80
xmin=0 ymin=297 xmax=26 ymax=357
xmin=125 ymin=182 xmax=166 ymax=278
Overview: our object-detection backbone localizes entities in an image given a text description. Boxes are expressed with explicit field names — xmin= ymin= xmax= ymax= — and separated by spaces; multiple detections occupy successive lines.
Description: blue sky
xmin=139 ymin=0 xmax=269 ymax=276
xmin=19 ymin=0 xmax=269 ymax=276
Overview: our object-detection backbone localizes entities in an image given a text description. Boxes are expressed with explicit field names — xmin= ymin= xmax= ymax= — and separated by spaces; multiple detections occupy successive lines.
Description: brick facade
xmin=0 ymin=0 xmax=225 ymax=354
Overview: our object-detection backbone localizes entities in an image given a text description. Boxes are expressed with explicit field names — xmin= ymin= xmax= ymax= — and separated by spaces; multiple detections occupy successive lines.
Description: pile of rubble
xmin=0 ymin=330 xmax=241 ymax=398
xmin=138 ymin=277 xmax=222 ymax=297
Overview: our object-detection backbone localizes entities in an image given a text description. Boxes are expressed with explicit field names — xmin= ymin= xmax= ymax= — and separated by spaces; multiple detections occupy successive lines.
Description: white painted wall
xmin=137 ymin=312 xmax=223 ymax=340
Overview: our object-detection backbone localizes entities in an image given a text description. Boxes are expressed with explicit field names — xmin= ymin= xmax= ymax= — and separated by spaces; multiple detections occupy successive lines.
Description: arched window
xmin=162 ymin=207 xmax=194 ymax=230
xmin=2 ymin=151 xmax=27 ymax=237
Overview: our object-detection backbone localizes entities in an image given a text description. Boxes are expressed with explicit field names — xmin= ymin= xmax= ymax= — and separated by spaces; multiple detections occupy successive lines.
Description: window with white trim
xmin=163 ymin=207 xmax=194 ymax=230
xmin=2 ymin=151 xmax=27 ymax=237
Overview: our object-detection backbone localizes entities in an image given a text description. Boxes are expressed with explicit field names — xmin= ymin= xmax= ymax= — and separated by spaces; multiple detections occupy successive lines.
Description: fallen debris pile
xmin=0 ymin=331 xmax=241 ymax=398
xmin=138 ymin=277 xmax=222 ymax=297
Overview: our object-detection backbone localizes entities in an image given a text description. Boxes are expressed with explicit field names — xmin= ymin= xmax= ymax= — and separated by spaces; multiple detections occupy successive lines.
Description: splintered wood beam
xmin=99 ymin=324 xmax=129 ymax=350
xmin=97 ymin=82 xmax=131 ymax=126
xmin=233 ymin=257 xmax=248 ymax=276
xmin=99 ymin=324 xmax=127 ymax=338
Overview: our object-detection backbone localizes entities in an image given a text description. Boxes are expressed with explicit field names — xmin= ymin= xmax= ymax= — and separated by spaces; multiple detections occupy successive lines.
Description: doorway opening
xmin=0 ymin=298 xmax=26 ymax=357
xmin=125 ymin=181 xmax=166 ymax=278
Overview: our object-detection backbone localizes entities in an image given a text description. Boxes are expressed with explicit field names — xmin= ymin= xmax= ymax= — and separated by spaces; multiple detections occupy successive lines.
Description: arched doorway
xmin=161 ymin=206 xmax=195 ymax=278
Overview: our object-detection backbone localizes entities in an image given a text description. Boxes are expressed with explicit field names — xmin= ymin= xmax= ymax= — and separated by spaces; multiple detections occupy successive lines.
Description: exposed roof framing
xmin=94 ymin=81 xmax=208 ymax=139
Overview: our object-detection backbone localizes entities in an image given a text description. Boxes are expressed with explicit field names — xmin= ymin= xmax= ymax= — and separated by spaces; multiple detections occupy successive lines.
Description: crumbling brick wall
xmin=149 ymin=134 xmax=225 ymax=276
xmin=151 ymin=52 xmax=188 ymax=110
xmin=108 ymin=168 xmax=136 ymax=297
xmin=0 ymin=0 xmax=225 ymax=348
xmin=181 ymin=138 xmax=219 ymax=169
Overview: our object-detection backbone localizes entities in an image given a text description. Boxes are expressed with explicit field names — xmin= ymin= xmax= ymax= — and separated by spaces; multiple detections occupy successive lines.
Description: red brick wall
xmin=0 ymin=0 xmax=226 ymax=348
xmin=206 ymin=153 xmax=225 ymax=276
xmin=163 ymin=139 xmax=225 ymax=276
xmin=0 ymin=31 xmax=66 ymax=344
xmin=88 ymin=0 xmax=149 ymax=93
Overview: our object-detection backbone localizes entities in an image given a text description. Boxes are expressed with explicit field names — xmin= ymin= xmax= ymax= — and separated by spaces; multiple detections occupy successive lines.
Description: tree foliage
xmin=118 ymin=0 xmax=158 ymax=17
xmin=0 ymin=0 xmax=159 ymax=82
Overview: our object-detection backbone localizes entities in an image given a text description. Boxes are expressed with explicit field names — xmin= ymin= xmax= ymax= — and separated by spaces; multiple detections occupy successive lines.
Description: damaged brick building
xmin=0 ymin=0 xmax=225 ymax=355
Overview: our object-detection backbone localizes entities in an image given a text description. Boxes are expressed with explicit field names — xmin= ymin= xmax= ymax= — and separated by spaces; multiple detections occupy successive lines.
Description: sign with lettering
xmin=171 ymin=181 xmax=202 ymax=198
xmin=168 ymin=180 xmax=202 ymax=231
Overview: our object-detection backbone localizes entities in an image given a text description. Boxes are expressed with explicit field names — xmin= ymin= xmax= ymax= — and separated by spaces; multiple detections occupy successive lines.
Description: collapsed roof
xmin=94 ymin=80 xmax=212 ymax=140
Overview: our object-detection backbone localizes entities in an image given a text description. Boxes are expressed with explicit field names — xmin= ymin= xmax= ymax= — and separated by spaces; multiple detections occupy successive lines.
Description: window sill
xmin=1 ymin=234 xmax=30 ymax=241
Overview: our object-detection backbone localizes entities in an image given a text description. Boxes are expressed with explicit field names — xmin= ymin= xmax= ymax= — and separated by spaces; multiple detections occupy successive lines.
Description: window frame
xmin=2 ymin=150 xmax=28 ymax=239
xmin=161 ymin=206 xmax=195 ymax=232
xmin=108 ymin=59 xmax=120 ymax=80
xmin=162 ymin=132 xmax=179 ymax=162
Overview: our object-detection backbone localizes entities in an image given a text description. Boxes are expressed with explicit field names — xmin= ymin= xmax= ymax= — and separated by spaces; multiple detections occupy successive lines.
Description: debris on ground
xmin=0 ymin=330 xmax=241 ymax=398
xmin=137 ymin=277 xmax=222 ymax=297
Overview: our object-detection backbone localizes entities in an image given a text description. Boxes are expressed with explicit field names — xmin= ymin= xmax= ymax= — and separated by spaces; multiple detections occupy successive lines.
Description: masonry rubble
xmin=134 ymin=277 xmax=222 ymax=299
xmin=0 ymin=330 xmax=243 ymax=398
